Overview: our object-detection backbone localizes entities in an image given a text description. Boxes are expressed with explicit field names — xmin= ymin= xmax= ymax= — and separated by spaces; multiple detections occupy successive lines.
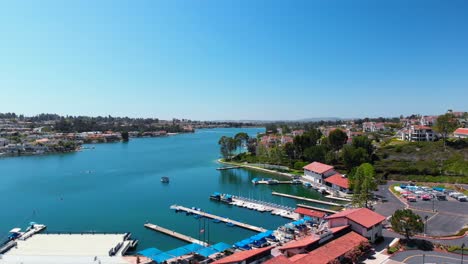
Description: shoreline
xmin=217 ymin=159 xmax=295 ymax=179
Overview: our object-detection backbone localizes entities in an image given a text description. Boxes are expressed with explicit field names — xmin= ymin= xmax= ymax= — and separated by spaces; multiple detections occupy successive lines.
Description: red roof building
xmin=263 ymin=254 xmax=292 ymax=264
xmin=324 ymin=173 xmax=349 ymax=189
xmin=294 ymin=207 xmax=326 ymax=219
xmin=212 ymin=246 xmax=273 ymax=264
xmin=293 ymin=231 xmax=368 ymax=264
xmin=303 ymin=162 xmax=334 ymax=174
xmin=326 ymin=208 xmax=386 ymax=242
xmin=454 ymin=128 xmax=468 ymax=138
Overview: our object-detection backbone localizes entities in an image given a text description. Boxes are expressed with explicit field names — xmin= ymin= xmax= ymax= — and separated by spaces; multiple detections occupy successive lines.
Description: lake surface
xmin=0 ymin=128 xmax=329 ymax=251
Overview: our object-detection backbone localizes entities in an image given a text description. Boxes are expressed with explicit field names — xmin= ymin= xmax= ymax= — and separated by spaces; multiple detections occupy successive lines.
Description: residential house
xmin=291 ymin=130 xmax=305 ymax=137
xmin=325 ymin=208 xmax=386 ymax=242
xmin=420 ymin=115 xmax=438 ymax=126
xmin=453 ymin=128 xmax=468 ymax=139
xmin=362 ymin=122 xmax=387 ymax=133
xmin=399 ymin=125 xmax=436 ymax=142
xmin=0 ymin=138 xmax=9 ymax=147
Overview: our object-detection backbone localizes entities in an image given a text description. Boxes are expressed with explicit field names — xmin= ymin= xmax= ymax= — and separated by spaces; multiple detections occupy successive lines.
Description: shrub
xmin=387 ymin=246 xmax=399 ymax=254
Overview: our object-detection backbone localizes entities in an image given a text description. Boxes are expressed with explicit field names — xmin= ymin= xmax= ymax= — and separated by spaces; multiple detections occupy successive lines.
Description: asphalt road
xmin=391 ymin=250 xmax=468 ymax=264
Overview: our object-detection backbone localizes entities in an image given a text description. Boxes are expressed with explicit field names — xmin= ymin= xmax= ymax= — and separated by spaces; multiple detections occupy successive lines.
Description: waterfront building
xmin=323 ymin=173 xmax=350 ymax=194
xmin=212 ymin=246 xmax=274 ymax=264
xmin=293 ymin=207 xmax=326 ymax=222
xmin=454 ymin=128 xmax=468 ymax=139
xmin=302 ymin=162 xmax=336 ymax=185
xmin=325 ymin=208 xmax=386 ymax=242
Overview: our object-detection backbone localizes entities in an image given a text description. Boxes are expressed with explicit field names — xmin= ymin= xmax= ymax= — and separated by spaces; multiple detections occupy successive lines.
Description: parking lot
xmin=374 ymin=182 xmax=468 ymax=237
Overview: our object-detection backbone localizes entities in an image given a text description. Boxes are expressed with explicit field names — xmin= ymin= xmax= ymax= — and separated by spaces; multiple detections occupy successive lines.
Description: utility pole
xmin=424 ymin=215 xmax=429 ymax=236
xmin=462 ymin=243 xmax=465 ymax=264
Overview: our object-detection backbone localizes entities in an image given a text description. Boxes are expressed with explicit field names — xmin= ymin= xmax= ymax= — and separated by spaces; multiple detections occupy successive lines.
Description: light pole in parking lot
xmin=432 ymin=197 xmax=435 ymax=212
xmin=424 ymin=215 xmax=428 ymax=236
xmin=461 ymin=243 xmax=465 ymax=264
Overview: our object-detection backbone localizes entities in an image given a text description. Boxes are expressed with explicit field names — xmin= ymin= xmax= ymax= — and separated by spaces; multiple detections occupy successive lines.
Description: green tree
xmin=390 ymin=209 xmax=424 ymax=240
xmin=328 ymin=129 xmax=348 ymax=151
xmin=352 ymin=135 xmax=373 ymax=155
xmin=341 ymin=145 xmax=370 ymax=171
xmin=121 ymin=131 xmax=129 ymax=142
xmin=218 ymin=136 xmax=236 ymax=160
xmin=234 ymin=132 xmax=249 ymax=153
xmin=350 ymin=163 xmax=377 ymax=207
xmin=435 ymin=113 xmax=458 ymax=150
xmin=303 ymin=145 xmax=327 ymax=163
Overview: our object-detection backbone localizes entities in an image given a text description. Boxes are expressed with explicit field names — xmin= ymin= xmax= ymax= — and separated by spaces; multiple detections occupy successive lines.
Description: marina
xmin=271 ymin=191 xmax=344 ymax=207
xmin=251 ymin=177 xmax=302 ymax=185
xmin=170 ymin=205 xmax=268 ymax=233
xmin=210 ymin=192 xmax=300 ymax=220
xmin=144 ymin=223 xmax=208 ymax=246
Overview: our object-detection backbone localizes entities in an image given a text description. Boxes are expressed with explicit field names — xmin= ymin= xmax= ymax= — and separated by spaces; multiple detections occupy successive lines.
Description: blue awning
xmin=211 ymin=242 xmax=231 ymax=252
xmin=138 ymin=247 xmax=163 ymax=258
xmin=152 ymin=252 xmax=173 ymax=263
xmin=196 ymin=247 xmax=218 ymax=257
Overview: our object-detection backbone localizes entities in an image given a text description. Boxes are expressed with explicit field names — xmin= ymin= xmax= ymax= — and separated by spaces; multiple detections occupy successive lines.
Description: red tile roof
xmin=294 ymin=207 xmax=326 ymax=219
xmin=324 ymin=173 xmax=349 ymax=189
xmin=329 ymin=225 xmax=350 ymax=234
xmin=454 ymin=128 xmax=468 ymax=135
xmin=279 ymin=235 xmax=320 ymax=250
xmin=303 ymin=162 xmax=334 ymax=174
xmin=212 ymin=246 xmax=273 ymax=264
xmin=326 ymin=208 xmax=386 ymax=229
xmin=293 ymin=231 xmax=368 ymax=264
xmin=289 ymin=254 xmax=307 ymax=262
xmin=263 ymin=255 xmax=292 ymax=264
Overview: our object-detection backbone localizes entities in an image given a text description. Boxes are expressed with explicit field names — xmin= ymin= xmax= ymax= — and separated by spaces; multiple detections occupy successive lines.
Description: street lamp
xmin=424 ymin=215 xmax=429 ymax=236
xmin=423 ymin=254 xmax=425 ymax=264
xmin=462 ymin=243 xmax=465 ymax=264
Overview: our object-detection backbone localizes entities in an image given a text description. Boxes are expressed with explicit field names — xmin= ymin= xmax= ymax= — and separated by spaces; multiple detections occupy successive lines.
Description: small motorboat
xmin=213 ymin=219 xmax=221 ymax=223
xmin=226 ymin=222 xmax=235 ymax=227
xmin=161 ymin=176 xmax=169 ymax=183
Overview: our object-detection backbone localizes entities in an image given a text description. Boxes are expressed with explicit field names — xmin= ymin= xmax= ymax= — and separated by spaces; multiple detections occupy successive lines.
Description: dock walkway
xmin=216 ymin=166 xmax=241 ymax=170
xmin=272 ymin=192 xmax=343 ymax=207
xmin=170 ymin=205 xmax=267 ymax=233
xmin=144 ymin=223 xmax=208 ymax=246
xmin=324 ymin=195 xmax=352 ymax=202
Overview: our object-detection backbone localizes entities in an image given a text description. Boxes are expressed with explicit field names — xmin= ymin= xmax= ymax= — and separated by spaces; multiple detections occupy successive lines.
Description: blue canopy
xmin=433 ymin=187 xmax=444 ymax=192
xmin=152 ymin=252 xmax=173 ymax=263
xmin=211 ymin=242 xmax=231 ymax=252
xmin=183 ymin=243 xmax=204 ymax=252
xmin=196 ymin=247 xmax=218 ymax=257
xmin=165 ymin=247 xmax=190 ymax=257
xmin=138 ymin=248 xmax=163 ymax=258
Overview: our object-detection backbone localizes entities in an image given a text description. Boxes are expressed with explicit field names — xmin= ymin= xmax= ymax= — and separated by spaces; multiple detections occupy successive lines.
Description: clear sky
xmin=1 ymin=0 xmax=467 ymax=120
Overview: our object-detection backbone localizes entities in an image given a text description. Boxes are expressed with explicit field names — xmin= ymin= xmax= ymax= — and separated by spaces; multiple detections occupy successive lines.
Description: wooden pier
xmin=324 ymin=195 xmax=352 ymax=202
xmin=272 ymin=192 xmax=343 ymax=207
xmin=144 ymin=223 xmax=209 ymax=246
xmin=216 ymin=166 xmax=241 ymax=171
xmin=296 ymin=204 xmax=338 ymax=214
xmin=170 ymin=205 xmax=267 ymax=233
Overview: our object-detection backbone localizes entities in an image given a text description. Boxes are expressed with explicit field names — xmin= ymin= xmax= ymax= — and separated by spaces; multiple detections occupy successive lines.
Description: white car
xmin=457 ymin=195 xmax=467 ymax=202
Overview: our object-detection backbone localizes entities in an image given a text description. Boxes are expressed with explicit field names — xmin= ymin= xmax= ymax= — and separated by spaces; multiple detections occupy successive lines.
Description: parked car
xmin=448 ymin=192 xmax=461 ymax=197
xmin=407 ymin=196 xmax=417 ymax=202
xmin=457 ymin=195 xmax=467 ymax=202
xmin=444 ymin=189 xmax=454 ymax=194
xmin=421 ymin=194 xmax=432 ymax=201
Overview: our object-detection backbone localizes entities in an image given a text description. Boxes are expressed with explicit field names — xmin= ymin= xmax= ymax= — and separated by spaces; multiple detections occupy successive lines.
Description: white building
xmin=362 ymin=122 xmax=387 ymax=133
xmin=303 ymin=162 xmax=336 ymax=184
xmin=400 ymin=125 xmax=436 ymax=142
xmin=0 ymin=138 xmax=9 ymax=147
xmin=453 ymin=128 xmax=468 ymax=139
xmin=325 ymin=208 xmax=386 ymax=242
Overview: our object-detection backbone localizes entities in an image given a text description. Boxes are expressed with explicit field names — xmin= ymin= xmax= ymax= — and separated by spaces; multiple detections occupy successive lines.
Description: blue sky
xmin=1 ymin=0 xmax=467 ymax=120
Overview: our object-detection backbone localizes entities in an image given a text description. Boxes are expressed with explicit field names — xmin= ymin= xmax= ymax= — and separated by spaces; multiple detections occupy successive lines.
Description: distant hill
xmin=294 ymin=117 xmax=343 ymax=122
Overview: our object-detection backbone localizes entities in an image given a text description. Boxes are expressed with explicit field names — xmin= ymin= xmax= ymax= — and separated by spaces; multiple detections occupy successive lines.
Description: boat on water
xmin=226 ymin=222 xmax=235 ymax=227
xmin=318 ymin=187 xmax=329 ymax=194
xmin=212 ymin=219 xmax=221 ymax=223
xmin=161 ymin=176 xmax=169 ymax=183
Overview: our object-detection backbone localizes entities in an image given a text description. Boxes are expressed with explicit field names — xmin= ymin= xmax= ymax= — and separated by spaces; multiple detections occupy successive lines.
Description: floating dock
xmin=170 ymin=205 xmax=267 ymax=233
xmin=324 ymin=195 xmax=352 ymax=202
xmin=296 ymin=203 xmax=338 ymax=214
xmin=144 ymin=223 xmax=209 ymax=246
xmin=216 ymin=166 xmax=241 ymax=170
xmin=272 ymin=192 xmax=343 ymax=207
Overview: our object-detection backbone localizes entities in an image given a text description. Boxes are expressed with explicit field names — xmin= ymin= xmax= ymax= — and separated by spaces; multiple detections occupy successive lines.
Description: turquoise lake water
xmin=0 ymin=128 xmax=330 ymax=251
